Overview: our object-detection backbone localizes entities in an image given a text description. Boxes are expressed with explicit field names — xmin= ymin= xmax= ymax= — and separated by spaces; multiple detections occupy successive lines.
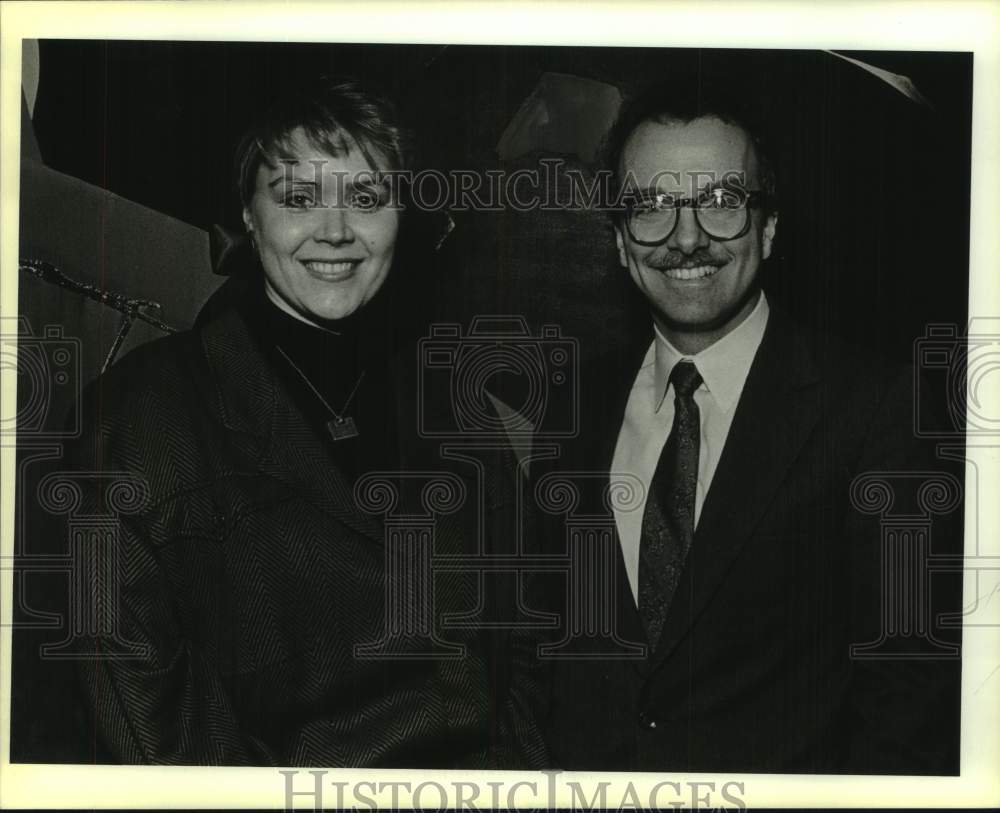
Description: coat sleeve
xmin=462 ymin=422 xmax=551 ymax=769
xmin=75 ymin=521 xmax=273 ymax=764
xmin=68 ymin=371 xmax=274 ymax=765
xmin=486 ymin=482 xmax=552 ymax=769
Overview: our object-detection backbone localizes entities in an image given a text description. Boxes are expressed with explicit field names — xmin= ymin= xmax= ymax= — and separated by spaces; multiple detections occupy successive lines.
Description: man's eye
xmin=635 ymin=194 xmax=672 ymax=213
xmin=631 ymin=202 xmax=662 ymax=220
xmin=701 ymin=187 xmax=744 ymax=209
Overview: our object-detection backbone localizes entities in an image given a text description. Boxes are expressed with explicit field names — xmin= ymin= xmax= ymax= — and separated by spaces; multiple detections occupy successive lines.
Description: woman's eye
xmin=283 ymin=191 xmax=317 ymax=209
xmin=349 ymin=188 xmax=386 ymax=211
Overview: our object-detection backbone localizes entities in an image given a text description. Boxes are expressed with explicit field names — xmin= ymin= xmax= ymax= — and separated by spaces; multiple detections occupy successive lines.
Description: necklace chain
xmin=274 ymin=345 xmax=366 ymax=426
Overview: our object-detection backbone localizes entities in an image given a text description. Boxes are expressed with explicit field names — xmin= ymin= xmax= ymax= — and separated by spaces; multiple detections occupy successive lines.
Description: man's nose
xmin=315 ymin=204 xmax=355 ymax=244
xmin=667 ymin=207 xmax=711 ymax=254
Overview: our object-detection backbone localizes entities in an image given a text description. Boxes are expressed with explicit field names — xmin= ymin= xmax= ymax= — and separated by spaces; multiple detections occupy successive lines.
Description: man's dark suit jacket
xmin=59 ymin=278 xmax=547 ymax=767
xmin=538 ymin=300 xmax=962 ymax=774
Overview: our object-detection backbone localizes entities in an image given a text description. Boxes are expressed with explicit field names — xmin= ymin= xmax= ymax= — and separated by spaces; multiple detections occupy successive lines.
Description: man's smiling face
xmin=615 ymin=116 xmax=777 ymax=354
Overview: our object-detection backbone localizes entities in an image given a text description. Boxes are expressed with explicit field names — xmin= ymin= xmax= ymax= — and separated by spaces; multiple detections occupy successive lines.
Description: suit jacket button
xmin=639 ymin=712 xmax=657 ymax=729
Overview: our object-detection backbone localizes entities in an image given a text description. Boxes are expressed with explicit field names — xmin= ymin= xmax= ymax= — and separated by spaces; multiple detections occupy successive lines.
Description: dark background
xmin=30 ymin=42 xmax=972 ymax=360
xmin=13 ymin=42 xmax=972 ymax=763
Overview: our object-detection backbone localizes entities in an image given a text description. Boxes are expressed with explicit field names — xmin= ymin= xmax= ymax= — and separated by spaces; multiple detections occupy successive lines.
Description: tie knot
xmin=669 ymin=360 xmax=702 ymax=398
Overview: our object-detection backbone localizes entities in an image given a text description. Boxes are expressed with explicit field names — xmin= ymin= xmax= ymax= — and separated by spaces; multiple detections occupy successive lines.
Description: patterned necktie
xmin=638 ymin=360 xmax=703 ymax=649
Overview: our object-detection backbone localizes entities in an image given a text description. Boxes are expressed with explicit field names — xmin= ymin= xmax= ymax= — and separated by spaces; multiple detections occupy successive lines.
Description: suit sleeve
xmin=841 ymin=365 xmax=963 ymax=774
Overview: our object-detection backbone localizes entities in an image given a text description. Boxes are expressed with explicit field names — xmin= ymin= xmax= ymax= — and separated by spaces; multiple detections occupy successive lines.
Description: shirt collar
xmin=652 ymin=291 xmax=770 ymax=413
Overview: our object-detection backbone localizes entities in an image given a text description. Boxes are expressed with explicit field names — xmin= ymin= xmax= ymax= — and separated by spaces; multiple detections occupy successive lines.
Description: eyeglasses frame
xmin=623 ymin=187 xmax=768 ymax=247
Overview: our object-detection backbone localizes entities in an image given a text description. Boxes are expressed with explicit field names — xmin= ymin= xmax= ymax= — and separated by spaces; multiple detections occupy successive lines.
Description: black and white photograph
xmin=1 ymin=1 xmax=998 ymax=809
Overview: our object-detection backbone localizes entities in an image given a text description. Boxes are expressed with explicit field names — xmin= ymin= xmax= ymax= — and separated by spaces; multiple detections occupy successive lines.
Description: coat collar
xmin=198 ymin=286 xmax=385 ymax=542
xmin=195 ymin=280 xmax=495 ymax=548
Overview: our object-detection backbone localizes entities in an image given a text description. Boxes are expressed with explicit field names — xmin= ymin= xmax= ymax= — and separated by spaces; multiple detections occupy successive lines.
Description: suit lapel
xmin=200 ymin=298 xmax=384 ymax=543
xmin=649 ymin=306 xmax=823 ymax=669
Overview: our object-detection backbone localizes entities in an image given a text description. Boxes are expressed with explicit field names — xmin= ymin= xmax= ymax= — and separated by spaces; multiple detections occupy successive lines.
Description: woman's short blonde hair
xmin=235 ymin=76 xmax=410 ymax=208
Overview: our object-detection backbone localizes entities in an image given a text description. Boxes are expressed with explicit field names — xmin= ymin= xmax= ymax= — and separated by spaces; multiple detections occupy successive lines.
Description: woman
xmin=70 ymin=78 xmax=546 ymax=767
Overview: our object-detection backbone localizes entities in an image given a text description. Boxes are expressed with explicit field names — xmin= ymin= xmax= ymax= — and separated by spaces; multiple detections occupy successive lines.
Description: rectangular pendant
xmin=326 ymin=417 xmax=359 ymax=441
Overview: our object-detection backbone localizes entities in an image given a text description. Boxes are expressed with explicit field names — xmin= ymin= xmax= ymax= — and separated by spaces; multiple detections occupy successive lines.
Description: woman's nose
xmin=315 ymin=204 xmax=355 ymax=244
xmin=667 ymin=207 xmax=711 ymax=254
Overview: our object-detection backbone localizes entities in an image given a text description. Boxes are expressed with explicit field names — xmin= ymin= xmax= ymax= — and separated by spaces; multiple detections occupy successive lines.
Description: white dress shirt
xmin=611 ymin=293 xmax=770 ymax=603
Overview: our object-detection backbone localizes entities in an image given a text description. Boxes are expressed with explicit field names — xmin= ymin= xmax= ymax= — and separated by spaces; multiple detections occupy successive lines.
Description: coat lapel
xmin=200 ymin=299 xmax=384 ymax=543
xmin=648 ymin=306 xmax=823 ymax=669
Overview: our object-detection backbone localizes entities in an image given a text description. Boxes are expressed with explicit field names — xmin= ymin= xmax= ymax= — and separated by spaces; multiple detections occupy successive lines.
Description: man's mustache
xmin=649 ymin=251 xmax=725 ymax=270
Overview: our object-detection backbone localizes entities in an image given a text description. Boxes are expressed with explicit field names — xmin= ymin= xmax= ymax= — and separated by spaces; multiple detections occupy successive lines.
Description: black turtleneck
xmin=241 ymin=280 xmax=402 ymax=482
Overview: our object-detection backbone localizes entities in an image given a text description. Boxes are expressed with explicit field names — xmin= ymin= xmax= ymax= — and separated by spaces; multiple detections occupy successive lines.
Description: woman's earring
xmin=247 ymin=231 xmax=257 ymax=253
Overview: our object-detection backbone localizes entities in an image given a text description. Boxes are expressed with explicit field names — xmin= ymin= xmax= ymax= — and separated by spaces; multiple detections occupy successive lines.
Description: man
xmin=538 ymin=87 xmax=961 ymax=774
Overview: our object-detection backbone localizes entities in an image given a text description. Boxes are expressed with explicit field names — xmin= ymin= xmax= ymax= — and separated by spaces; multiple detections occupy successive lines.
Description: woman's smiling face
xmin=243 ymin=127 xmax=399 ymax=324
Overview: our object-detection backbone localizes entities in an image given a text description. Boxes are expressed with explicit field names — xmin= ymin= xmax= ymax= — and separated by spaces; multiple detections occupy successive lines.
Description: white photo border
xmin=1 ymin=0 xmax=998 ymax=809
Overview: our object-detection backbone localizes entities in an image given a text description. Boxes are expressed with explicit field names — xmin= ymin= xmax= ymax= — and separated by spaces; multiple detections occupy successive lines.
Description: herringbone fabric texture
xmin=638 ymin=360 xmax=702 ymax=649
xmin=66 ymin=277 xmax=549 ymax=767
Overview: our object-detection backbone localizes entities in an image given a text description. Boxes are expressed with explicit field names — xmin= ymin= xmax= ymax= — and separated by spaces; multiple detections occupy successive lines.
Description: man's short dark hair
xmin=603 ymin=81 xmax=778 ymax=217
xmin=235 ymin=76 xmax=411 ymax=208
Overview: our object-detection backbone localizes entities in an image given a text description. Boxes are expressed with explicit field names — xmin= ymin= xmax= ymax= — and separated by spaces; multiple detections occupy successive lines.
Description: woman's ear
xmin=242 ymin=208 xmax=258 ymax=253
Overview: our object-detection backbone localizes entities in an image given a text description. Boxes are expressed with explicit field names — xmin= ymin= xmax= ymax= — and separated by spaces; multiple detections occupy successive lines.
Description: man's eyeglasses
xmin=624 ymin=186 xmax=767 ymax=246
